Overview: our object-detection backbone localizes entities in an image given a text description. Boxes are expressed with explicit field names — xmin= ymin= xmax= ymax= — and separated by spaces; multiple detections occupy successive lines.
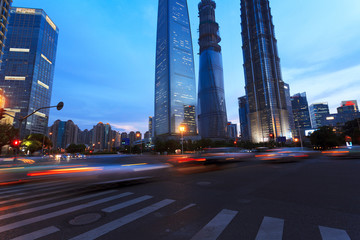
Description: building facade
xmin=238 ymin=96 xmax=250 ymax=141
xmin=240 ymin=0 xmax=290 ymax=142
xmin=0 ymin=7 xmax=59 ymax=138
xmin=309 ymin=103 xmax=329 ymax=129
xmin=154 ymin=0 xmax=197 ymax=138
xmin=92 ymin=122 xmax=111 ymax=151
xmin=284 ymin=83 xmax=295 ymax=138
xmin=0 ymin=0 xmax=12 ymax=65
xmin=291 ymin=92 xmax=311 ymax=131
xmin=197 ymin=0 xmax=228 ymax=139
xmin=48 ymin=120 xmax=79 ymax=150
xmin=227 ymin=122 xmax=238 ymax=140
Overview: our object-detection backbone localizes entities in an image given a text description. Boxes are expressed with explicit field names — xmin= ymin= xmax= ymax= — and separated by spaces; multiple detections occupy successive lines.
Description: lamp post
xmin=136 ymin=133 xmax=142 ymax=155
xmin=179 ymin=126 xmax=185 ymax=155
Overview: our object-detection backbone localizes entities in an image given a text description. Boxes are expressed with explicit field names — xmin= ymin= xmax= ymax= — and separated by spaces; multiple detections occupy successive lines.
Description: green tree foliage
xmin=66 ymin=144 xmax=86 ymax=153
xmin=310 ymin=126 xmax=343 ymax=150
xmin=0 ymin=124 xmax=18 ymax=151
xmin=342 ymin=118 xmax=360 ymax=145
xmin=22 ymin=134 xmax=52 ymax=154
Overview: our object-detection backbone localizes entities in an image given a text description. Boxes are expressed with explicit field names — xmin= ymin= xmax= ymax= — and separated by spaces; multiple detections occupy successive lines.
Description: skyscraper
xmin=0 ymin=7 xmax=59 ymax=138
xmin=154 ymin=0 xmax=197 ymax=139
xmin=198 ymin=0 xmax=228 ymax=139
xmin=240 ymin=0 xmax=290 ymax=142
xmin=309 ymin=103 xmax=329 ymax=129
xmin=284 ymin=83 xmax=296 ymax=138
xmin=238 ymin=96 xmax=250 ymax=141
xmin=291 ymin=92 xmax=311 ymax=131
xmin=48 ymin=120 xmax=79 ymax=150
xmin=0 ymin=0 xmax=12 ymax=66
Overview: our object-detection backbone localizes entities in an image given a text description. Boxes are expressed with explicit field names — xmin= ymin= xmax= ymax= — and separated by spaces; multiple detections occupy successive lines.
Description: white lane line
xmin=0 ymin=183 xmax=77 ymax=205
xmin=10 ymin=226 xmax=60 ymax=240
xmin=0 ymin=181 xmax=65 ymax=194
xmin=0 ymin=181 xmax=71 ymax=198
xmin=255 ymin=216 xmax=284 ymax=240
xmin=102 ymin=195 xmax=153 ymax=213
xmin=0 ymin=190 xmax=120 ymax=220
xmin=319 ymin=226 xmax=351 ymax=240
xmin=70 ymin=199 xmax=175 ymax=240
xmin=175 ymin=203 xmax=197 ymax=214
xmin=0 ymin=192 xmax=132 ymax=233
xmin=191 ymin=209 xmax=238 ymax=240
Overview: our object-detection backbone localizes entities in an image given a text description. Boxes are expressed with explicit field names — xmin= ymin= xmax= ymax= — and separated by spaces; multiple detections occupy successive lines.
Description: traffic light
xmin=0 ymin=108 xmax=5 ymax=120
xmin=269 ymin=133 xmax=274 ymax=140
xmin=11 ymin=139 xmax=21 ymax=148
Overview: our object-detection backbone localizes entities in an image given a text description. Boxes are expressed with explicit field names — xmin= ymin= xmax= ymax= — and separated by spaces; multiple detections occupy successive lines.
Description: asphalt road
xmin=0 ymin=155 xmax=359 ymax=239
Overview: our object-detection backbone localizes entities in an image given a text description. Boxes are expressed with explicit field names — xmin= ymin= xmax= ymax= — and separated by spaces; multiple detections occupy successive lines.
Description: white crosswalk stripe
xmin=191 ymin=209 xmax=238 ymax=240
xmin=0 ymin=181 xmax=65 ymax=195
xmin=0 ymin=192 xmax=132 ymax=233
xmin=0 ymin=181 xmax=72 ymax=199
xmin=319 ymin=226 xmax=352 ymax=240
xmin=0 ymin=183 xmax=80 ymax=205
xmin=69 ymin=199 xmax=175 ymax=240
xmin=102 ymin=195 xmax=153 ymax=213
xmin=10 ymin=226 xmax=60 ymax=240
xmin=0 ymin=190 xmax=119 ymax=221
xmin=255 ymin=216 xmax=284 ymax=240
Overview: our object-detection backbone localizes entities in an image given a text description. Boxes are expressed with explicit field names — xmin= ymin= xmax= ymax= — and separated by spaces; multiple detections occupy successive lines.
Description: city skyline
xmin=12 ymin=0 xmax=360 ymax=133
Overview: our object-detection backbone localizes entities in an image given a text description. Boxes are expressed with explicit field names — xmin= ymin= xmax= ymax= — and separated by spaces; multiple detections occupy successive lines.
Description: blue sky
xmin=15 ymin=0 xmax=360 ymax=133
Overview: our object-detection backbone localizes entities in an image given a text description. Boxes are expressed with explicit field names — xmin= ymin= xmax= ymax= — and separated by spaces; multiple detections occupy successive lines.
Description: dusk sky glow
xmin=15 ymin=0 xmax=360 ymax=133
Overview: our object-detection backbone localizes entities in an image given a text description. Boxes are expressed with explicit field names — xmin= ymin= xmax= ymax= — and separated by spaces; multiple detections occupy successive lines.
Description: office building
xmin=0 ymin=0 xmax=12 ymax=65
xmin=284 ymin=83 xmax=295 ymax=138
xmin=240 ymin=0 xmax=290 ymax=142
xmin=154 ymin=0 xmax=197 ymax=138
xmin=92 ymin=122 xmax=112 ymax=151
xmin=0 ymin=7 xmax=59 ymax=138
xmin=148 ymin=117 xmax=153 ymax=138
xmin=48 ymin=120 xmax=79 ymax=150
xmin=291 ymin=92 xmax=311 ymax=131
xmin=309 ymin=103 xmax=330 ymax=129
xmin=227 ymin=122 xmax=238 ymax=140
xmin=198 ymin=0 xmax=228 ymax=139
xmin=238 ymin=96 xmax=250 ymax=141
xmin=337 ymin=100 xmax=360 ymax=125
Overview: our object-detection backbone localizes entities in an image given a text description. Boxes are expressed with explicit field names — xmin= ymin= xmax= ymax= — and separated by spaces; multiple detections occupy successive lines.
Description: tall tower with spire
xmin=198 ymin=0 xmax=228 ymax=139
xmin=240 ymin=0 xmax=290 ymax=142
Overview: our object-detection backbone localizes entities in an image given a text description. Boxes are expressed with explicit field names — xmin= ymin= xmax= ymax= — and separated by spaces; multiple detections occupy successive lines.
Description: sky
xmin=15 ymin=0 xmax=360 ymax=133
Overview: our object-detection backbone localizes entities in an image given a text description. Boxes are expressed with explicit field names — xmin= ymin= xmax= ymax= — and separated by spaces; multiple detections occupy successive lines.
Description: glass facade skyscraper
xmin=241 ymin=0 xmax=290 ymax=142
xmin=154 ymin=0 xmax=197 ymax=138
xmin=0 ymin=0 xmax=12 ymax=66
xmin=238 ymin=96 xmax=250 ymax=141
xmin=0 ymin=7 xmax=59 ymax=138
xmin=291 ymin=92 xmax=312 ymax=131
xmin=309 ymin=103 xmax=330 ymax=129
xmin=198 ymin=0 xmax=228 ymax=139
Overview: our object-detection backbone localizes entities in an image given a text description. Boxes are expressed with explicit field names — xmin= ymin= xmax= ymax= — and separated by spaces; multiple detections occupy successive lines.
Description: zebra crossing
xmin=0 ymin=180 xmax=354 ymax=240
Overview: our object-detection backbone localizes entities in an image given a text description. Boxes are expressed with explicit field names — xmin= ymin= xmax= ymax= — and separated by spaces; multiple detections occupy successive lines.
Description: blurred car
xmin=322 ymin=146 xmax=360 ymax=159
xmin=255 ymin=148 xmax=312 ymax=163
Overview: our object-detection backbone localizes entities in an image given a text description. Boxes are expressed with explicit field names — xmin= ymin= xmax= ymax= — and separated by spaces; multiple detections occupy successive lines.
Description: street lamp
xmin=179 ymin=126 xmax=185 ymax=155
xmin=136 ymin=133 xmax=142 ymax=155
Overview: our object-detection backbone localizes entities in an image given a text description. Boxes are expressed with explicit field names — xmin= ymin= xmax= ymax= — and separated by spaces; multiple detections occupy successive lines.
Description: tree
xmin=310 ymin=126 xmax=342 ymax=150
xmin=66 ymin=144 xmax=86 ymax=154
xmin=0 ymin=124 xmax=18 ymax=153
xmin=22 ymin=134 xmax=52 ymax=154
xmin=342 ymin=118 xmax=360 ymax=145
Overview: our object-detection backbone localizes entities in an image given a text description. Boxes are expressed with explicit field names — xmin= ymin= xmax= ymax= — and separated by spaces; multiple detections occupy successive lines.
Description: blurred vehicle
xmin=255 ymin=148 xmax=312 ymax=163
xmin=74 ymin=153 xmax=86 ymax=159
xmin=322 ymin=146 xmax=360 ymax=159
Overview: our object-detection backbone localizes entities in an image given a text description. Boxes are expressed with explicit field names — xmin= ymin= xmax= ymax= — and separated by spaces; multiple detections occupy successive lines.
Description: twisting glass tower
xmin=154 ymin=0 xmax=197 ymax=139
xmin=198 ymin=0 xmax=227 ymax=139
xmin=241 ymin=0 xmax=290 ymax=142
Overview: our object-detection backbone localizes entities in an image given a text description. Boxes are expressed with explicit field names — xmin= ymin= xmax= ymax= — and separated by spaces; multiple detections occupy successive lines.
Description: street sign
xmin=121 ymin=138 xmax=130 ymax=146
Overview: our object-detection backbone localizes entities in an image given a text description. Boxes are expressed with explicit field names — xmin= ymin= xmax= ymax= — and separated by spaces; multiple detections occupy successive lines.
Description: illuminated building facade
xmin=154 ymin=0 xmax=197 ymax=138
xmin=0 ymin=0 xmax=12 ymax=66
xmin=284 ymin=83 xmax=295 ymax=138
xmin=198 ymin=0 xmax=228 ymax=139
xmin=48 ymin=120 xmax=79 ymax=149
xmin=92 ymin=122 xmax=111 ymax=151
xmin=241 ymin=0 xmax=290 ymax=142
xmin=0 ymin=7 xmax=59 ymax=138
xmin=309 ymin=103 xmax=329 ymax=129
xmin=337 ymin=100 xmax=359 ymax=124
xmin=291 ymin=92 xmax=311 ymax=131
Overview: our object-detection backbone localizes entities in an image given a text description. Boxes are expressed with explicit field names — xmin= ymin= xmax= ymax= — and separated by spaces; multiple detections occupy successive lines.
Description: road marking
xmin=0 ymin=183 xmax=78 ymax=205
xmin=191 ymin=209 xmax=238 ymax=240
xmin=0 ymin=190 xmax=120 ymax=220
xmin=10 ymin=226 xmax=60 ymax=240
xmin=102 ymin=195 xmax=153 ymax=213
xmin=0 ymin=181 xmax=71 ymax=199
xmin=0 ymin=181 xmax=65 ymax=194
xmin=255 ymin=217 xmax=284 ymax=240
xmin=0 ymin=192 xmax=132 ymax=233
xmin=70 ymin=199 xmax=175 ymax=240
xmin=175 ymin=203 xmax=197 ymax=214
xmin=319 ymin=226 xmax=351 ymax=240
